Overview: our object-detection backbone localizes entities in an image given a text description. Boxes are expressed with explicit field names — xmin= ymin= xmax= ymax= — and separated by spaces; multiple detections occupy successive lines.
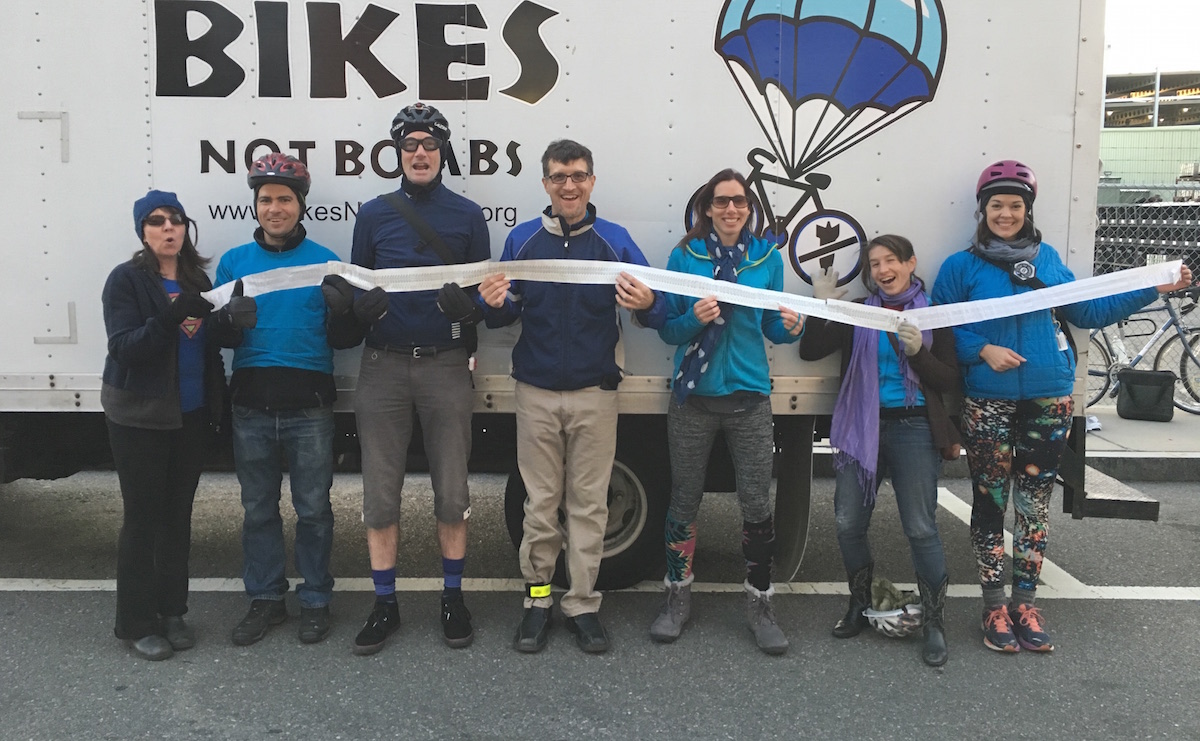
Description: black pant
xmin=107 ymin=410 xmax=207 ymax=639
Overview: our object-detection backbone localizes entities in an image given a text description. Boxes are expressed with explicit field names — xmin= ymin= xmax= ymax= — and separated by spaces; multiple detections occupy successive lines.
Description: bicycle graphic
xmin=695 ymin=0 xmax=947 ymax=286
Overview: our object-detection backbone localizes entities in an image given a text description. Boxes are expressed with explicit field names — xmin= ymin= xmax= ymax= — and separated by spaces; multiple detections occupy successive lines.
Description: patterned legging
xmin=961 ymin=395 xmax=1074 ymax=593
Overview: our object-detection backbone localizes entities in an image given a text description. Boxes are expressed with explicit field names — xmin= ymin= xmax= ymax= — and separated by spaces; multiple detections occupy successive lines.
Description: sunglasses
xmin=711 ymin=195 xmax=749 ymax=209
xmin=143 ymin=213 xmax=186 ymax=227
xmin=399 ymin=136 xmax=443 ymax=152
xmin=545 ymin=171 xmax=592 ymax=185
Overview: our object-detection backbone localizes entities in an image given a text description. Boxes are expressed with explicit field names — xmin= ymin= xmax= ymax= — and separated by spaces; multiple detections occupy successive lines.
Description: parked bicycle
xmin=1086 ymin=286 xmax=1200 ymax=413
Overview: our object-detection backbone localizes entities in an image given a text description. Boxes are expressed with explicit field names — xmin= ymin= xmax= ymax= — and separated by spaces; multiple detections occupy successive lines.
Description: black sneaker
xmin=298 ymin=606 xmax=332 ymax=644
xmin=565 ymin=612 xmax=609 ymax=654
xmin=353 ymin=600 xmax=400 ymax=656
xmin=161 ymin=616 xmax=196 ymax=651
xmin=442 ymin=594 xmax=474 ymax=648
xmin=514 ymin=607 xmax=551 ymax=653
xmin=231 ymin=599 xmax=287 ymax=646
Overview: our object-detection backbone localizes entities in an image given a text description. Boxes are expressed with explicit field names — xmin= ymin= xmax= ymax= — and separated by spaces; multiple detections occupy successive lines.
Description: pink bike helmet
xmin=976 ymin=159 xmax=1037 ymax=208
xmin=248 ymin=152 xmax=311 ymax=197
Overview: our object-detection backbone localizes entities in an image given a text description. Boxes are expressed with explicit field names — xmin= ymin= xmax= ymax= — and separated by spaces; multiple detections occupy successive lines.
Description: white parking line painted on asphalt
xmin=935 ymin=487 xmax=1094 ymax=598
xmin=2 ymin=576 xmax=1199 ymax=600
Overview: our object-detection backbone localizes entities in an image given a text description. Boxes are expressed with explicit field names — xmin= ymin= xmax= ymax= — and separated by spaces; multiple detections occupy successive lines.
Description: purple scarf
xmin=831 ymin=278 xmax=932 ymax=505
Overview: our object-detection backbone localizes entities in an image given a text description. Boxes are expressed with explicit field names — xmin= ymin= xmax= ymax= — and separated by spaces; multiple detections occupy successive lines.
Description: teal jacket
xmin=659 ymin=234 xmax=800 ymax=398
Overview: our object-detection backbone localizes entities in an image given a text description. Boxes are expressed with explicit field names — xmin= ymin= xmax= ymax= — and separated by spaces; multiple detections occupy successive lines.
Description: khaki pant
xmin=515 ymin=382 xmax=617 ymax=617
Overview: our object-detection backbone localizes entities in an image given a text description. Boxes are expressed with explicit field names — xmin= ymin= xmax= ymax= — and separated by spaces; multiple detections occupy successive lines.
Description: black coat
xmin=101 ymin=258 xmax=229 ymax=428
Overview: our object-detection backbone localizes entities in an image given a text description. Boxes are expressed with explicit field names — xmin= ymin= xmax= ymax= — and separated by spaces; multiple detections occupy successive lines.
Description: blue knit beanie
xmin=133 ymin=190 xmax=187 ymax=239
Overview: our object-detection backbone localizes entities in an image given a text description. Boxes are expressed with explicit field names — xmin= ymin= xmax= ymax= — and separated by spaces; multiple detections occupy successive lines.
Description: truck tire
xmin=503 ymin=452 xmax=669 ymax=591
xmin=772 ymin=415 xmax=815 ymax=582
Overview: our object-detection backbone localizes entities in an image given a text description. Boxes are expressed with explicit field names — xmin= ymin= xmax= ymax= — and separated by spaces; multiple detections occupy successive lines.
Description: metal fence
xmin=1094 ymin=201 xmax=1200 ymax=276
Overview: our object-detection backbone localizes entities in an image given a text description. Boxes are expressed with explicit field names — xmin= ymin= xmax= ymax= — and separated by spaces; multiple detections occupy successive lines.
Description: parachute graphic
xmin=717 ymin=0 xmax=947 ymax=178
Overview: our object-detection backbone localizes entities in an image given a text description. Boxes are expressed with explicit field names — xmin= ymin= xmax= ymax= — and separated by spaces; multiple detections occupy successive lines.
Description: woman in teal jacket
xmin=933 ymin=160 xmax=1192 ymax=654
xmin=648 ymin=169 xmax=803 ymax=655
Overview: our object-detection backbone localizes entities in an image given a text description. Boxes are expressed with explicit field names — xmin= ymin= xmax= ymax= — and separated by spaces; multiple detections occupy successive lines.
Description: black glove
xmin=436 ymin=282 xmax=483 ymax=326
xmin=353 ymin=287 xmax=389 ymax=325
xmin=215 ymin=279 xmax=257 ymax=329
xmin=164 ymin=292 xmax=213 ymax=324
xmin=321 ymin=274 xmax=355 ymax=316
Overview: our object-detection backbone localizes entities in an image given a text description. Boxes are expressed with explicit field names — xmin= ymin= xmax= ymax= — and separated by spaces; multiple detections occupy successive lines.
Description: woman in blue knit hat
xmin=102 ymin=190 xmax=234 ymax=660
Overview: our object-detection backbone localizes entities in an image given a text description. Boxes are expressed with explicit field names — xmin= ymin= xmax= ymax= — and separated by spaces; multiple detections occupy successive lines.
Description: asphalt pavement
xmin=2 ymin=454 xmax=1198 ymax=739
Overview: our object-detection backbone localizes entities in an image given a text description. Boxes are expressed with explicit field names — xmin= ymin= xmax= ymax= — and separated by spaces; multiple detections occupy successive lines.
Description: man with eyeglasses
xmin=479 ymin=139 xmax=665 ymax=654
xmin=333 ymin=103 xmax=490 ymax=655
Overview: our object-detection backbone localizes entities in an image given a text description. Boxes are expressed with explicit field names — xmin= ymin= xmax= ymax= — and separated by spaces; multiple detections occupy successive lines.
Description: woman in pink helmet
xmin=932 ymin=160 xmax=1192 ymax=653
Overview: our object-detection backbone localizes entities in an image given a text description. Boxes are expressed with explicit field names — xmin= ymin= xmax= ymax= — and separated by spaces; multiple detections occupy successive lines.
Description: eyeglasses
xmin=711 ymin=195 xmax=749 ymax=209
xmin=545 ymin=171 xmax=592 ymax=185
xmin=398 ymin=136 xmax=443 ymax=152
xmin=143 ymin=213 xmax=186 ymax=227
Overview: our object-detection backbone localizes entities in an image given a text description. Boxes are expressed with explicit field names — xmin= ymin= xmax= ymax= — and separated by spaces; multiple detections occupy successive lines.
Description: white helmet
xmin=863 ymin=576 xmax=923 ymax=638
xmin=864 ymin=604 xmax=924 ymax=638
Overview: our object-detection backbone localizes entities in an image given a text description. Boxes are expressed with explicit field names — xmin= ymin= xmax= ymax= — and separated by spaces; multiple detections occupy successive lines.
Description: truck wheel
xmin=772 ymin=415 xmax=815 ymax=582
xmin=503 ymin=454 xmax=668 ymax=591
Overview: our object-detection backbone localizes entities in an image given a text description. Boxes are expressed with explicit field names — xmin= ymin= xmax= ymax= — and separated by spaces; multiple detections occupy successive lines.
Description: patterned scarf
xmin=672 ymin=229 xmax=747 ymax=405
xmin=830 ymin=278 xmax=932 ymax=505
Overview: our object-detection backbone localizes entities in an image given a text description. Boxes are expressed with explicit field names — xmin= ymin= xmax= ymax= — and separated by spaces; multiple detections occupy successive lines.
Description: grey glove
xmin=436 ymin=282 xmax=483 ymax=326
xmin=812 ymin=267 xmax=848 ymax=301
xmin=215 ymin=279 xmax=257 ymax=329
xmin=164 ymin=293 xmax=213 ymax=324
xmin=897 ymin=322 xmax=922 ymax=357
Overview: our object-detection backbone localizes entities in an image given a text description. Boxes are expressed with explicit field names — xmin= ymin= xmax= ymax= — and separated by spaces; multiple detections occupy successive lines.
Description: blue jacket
xmin=352 ymin=185 xmax=491 ymax=347
xmin=215 ymin=237 xmax=339 ymax=374
xmin=484 ymin=206 xmax=666 ymax=391
xmin=659 ymin=234 xmax=800 ymax=397
xmin=932 ymin=244 xmax=1157 ymax=400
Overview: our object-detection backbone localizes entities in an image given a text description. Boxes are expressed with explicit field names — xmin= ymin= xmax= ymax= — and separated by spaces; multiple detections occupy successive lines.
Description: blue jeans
xmin=233 ymin=404 xmax=335 ymax=608
xmin=834 ymin=416 xmax=947 ymax=586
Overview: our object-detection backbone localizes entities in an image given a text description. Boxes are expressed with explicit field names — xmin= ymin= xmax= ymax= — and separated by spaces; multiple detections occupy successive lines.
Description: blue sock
xmin=372 ymin=568 xmax=397 ymax=604
xmin=442 ymin=557 xmax=465 ymax=599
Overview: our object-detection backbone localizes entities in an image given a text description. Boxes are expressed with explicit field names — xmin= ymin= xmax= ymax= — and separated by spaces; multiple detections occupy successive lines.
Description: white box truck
xmin=1 ymin=0 xmax=1128 ymax=586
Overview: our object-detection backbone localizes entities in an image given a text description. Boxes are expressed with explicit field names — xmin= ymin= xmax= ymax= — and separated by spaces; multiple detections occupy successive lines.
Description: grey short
xmin=354 ymin=345 xmax=474 ymax=527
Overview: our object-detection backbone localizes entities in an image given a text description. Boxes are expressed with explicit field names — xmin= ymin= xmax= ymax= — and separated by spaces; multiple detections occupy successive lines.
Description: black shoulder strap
xmin=380 ymin=192 xmax=462 ymax=265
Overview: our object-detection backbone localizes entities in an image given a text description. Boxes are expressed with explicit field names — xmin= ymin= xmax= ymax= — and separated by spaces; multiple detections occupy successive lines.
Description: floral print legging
xmin=961 ymin=395 xmax=1074 ymax=593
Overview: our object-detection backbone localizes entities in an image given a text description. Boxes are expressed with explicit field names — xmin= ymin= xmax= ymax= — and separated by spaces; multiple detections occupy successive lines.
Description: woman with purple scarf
xmin=800 ymin=234 xmax=961 ymax=667
xmin=650 ymin=169 xmax=804 ymax=655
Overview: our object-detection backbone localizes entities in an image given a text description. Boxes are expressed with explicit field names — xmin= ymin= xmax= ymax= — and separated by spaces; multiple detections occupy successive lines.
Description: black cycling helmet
xmin=390 ymin=102 xmax=451 ymax=145
xmin=247 ymin=152 xmax=312 ymax=197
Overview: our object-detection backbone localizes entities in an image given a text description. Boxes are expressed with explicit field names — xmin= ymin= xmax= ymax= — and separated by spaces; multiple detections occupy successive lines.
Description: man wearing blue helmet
xmin=334 ymin=103 xmax=490 ymax=655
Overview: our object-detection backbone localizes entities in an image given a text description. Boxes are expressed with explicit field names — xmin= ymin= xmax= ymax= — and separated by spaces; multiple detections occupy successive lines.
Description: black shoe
xmin=353 ymin=600 xmax=401 ymax=656
xmin=298 ymin=606 xmax=332 ymax=644
xmin=918 ymin=575 xmax=949 ymax=667
xmin=514 ymin=607 xmax=551 ymax=653
xmin=442 ymin=594 xmax=474 ymax=649
xmin=231 ymin=599 xmax=287 ymax=646
xmin=565 ymin=612 xmax=609 ymax=654
xmin=162 ymin=616 xmax=196 ymax=651
xmin=127 ymin=634 xmax=173 ymax=661
xmin=832 ymin=563 xmax=873 ymax=639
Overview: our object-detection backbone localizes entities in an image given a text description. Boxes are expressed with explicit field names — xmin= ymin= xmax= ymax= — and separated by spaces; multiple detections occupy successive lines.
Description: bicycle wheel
xmin=1086 ymin=334 xmax=1111 ymax=407
xmin=1153 ymin=333 xmax=1200 ymax=414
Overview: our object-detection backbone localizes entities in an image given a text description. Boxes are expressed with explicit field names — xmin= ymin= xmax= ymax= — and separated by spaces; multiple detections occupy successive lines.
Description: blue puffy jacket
xmin=932 ymin=244 xmax=1156 ymax=400
xmin=484 ymin=206 xmax=666 ymax=391
xmin=659 ymin=234 xmax=800 ymax=397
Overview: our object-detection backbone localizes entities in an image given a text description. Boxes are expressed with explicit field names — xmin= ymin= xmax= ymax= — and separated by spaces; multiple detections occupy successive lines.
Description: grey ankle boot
xmin=832 ymin=562 xmax=873 ymax=639
xmin=744 ymin=581 xmax=788 ymax=655
xmin=918 ymin=574 xmax=949 ymax=667
xmin=649 ymin=576 xmax=693 ymax=643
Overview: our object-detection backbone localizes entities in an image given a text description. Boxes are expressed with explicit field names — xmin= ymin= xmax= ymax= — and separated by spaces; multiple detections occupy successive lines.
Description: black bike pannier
xmin=1116 ymin=369 xmax=1177 ymax=422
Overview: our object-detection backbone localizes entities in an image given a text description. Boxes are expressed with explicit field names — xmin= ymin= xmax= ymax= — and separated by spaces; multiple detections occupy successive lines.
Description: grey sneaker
xmin=649 ymin=576 xmax=693 ymax=643
xmin=745 ymin=581 xmax=788 ymax=655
